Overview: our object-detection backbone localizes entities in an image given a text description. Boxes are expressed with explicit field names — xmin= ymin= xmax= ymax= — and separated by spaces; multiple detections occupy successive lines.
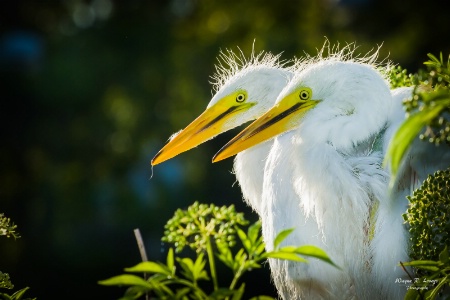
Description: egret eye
xmin=299 ymin=89 xmax=310 ymax=100
xmin=236 ymin=93 xmax=246 ymax=103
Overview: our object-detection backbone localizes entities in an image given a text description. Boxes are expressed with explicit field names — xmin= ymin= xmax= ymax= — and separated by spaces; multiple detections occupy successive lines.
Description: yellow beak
xmin=151 ymin=99 xmax=255 ymax=166
xmin=212 ymin=92 xmax=319 ymax=162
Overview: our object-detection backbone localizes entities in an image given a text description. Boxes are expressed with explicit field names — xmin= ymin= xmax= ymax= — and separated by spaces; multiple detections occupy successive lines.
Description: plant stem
xmin=206 ymin=237 xmax=218 ymax=291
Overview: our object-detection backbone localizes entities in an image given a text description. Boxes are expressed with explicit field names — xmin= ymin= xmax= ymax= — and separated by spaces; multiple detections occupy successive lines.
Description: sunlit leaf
xmin=98 ymin=274 xmax=153 ymax=289
xmin=400 ymin=260 xmax=440 ymax=267
xmin=264 ymin=251 xmax=308 ymax=263
xmin=247 ymin=221 xmax=261 ymax=244
xmin=193 ymin=252 xmax=209 ymax=281
xmin=254 ymin=240 xmax=266 ymax=256
xmin=386 ymin=104 xmax=446 ymax=186
xmin=273 ymin=228 xmax=295 ymax=250
xmin=277 ymin=245 xmax=297 ymax=252
xmin=167 ymin=248 xmax=175 ymax=274
xmin=236 ymin=227 xmax=251 ymax=252
xmin=248 ymin=296 xmax=276 ymax=300
xmin=177 ymin=257 xmax=195 ymax=281
xmin=125 ymin=261 xmax=170 ymax=275
xmin=428 ymin=275 xmax=448 ymax=300
xmin=294 ymin=245 xmax=339 ymax=268
xmin=216 ymin=242 xmax=233 ymax=269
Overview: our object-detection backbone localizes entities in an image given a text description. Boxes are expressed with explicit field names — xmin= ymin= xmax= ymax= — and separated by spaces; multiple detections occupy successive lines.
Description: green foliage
xmin=0 ymin=287 xmax=36 ymax=300
xmin=401 ymin=247 xmax=450 ymax=300
xmin=0 ymin=273 xmax=13 ymax=290
xmin=99 ymin=202 xmax=337 ymax=299
xmin=401 ymin=170 xmax=450 ymax=300
xmin=403 ymin=169 xmax=450 ymax=262
xmin=383 ymin=65 xmax=417 ymax=89
xmin=0 ymin=215 xmax=35 ymax=299
xmin=0 ymin=214 xmax=20 ymax=240
xmin=385 ymin=53 xmax=450 ymax=182
xmin=162 ymin=202 xmax=248 ymax=253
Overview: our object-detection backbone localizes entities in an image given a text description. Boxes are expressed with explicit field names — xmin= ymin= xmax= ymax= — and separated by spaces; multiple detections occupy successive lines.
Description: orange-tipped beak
xmin=151 ymin=99 xmax=255 ymax=166
xmin=213 ymin=91 xmax=319 ymax=162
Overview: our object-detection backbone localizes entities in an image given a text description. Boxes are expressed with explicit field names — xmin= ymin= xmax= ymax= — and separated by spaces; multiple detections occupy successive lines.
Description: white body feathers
xmin=255 ymin=60 xmax=408 ymax=299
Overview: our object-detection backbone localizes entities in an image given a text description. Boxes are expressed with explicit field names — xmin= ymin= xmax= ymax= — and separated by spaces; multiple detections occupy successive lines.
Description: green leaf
xmin=216 ymin=242 xmax=233 ymax=269
xmin=233 ymin=248 xmax=248 ymax=271
xmin=294 ymin=245 xmax=339 ymax=269
xmin=439 ymin=246 xmax=449 ymax=263
xmin=231 ymin=283 xmax=245 ymax=300
xmin=264 ymin=251 xmax=308 ymax=263
xmin=401 ymin=260 xmax=440 ymax=267
xmin=386 ymin=104 xmax=446 ymax=185
xmin=177 ymin=257 xmax=195 ymax=281
xmin=0 ymin=294 xmax=11 ymax=300
xmin=247 ymin=221 xmax=261 ymax=244
xmin=428 ymin=276 xmax=449 ymax=300
xmin=122 ymin=286 xmax=147 ymax=300
xmin=125 ymin=261 xmax=171 ymax=275
xmin=403 ymin=287 xmax=421 ymax=300
xmin=236 ymin=227 xmax=251 ymax=252
xmin=98 ymin=274 xmax=153 ymax=289
xmin=248 ymin=296 xmax=277 ymax=300
xmin=208 ymin=288 xmax=234 ymax=299
xmin=254 ymin=240 xmax=266 ymax=256
xmin=167 ymin=248 xmax=175 ymax=274
xmin=193 ymin=252 xmax=209 ymax=281
xmin=175 ymin=287 xmax=191 ymax=298
xmin=273 ymin=228 xmax=295 ymax=250
xmin=8 ymin=287 xmax=34 ymax=300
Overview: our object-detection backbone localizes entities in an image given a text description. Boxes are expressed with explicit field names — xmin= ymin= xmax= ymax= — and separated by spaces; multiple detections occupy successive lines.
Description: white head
xmin=152 ymin=50 xmax=293 ymax=165
xmin=281 ymin=59 xmax=392 ymax=149
xmin=213 ymin=46 xmax=393 ymax=161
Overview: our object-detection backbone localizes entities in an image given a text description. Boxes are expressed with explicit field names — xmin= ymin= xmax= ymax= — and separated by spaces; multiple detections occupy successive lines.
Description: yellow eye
xmin=299 ymin=89 xmax=310 ymax=100
xmin=236 ymin=93 xmax=246 ymax=103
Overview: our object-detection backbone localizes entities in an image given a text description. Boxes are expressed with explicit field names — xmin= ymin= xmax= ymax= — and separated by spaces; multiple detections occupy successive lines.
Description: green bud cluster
xmin=403 ymin=169 xmax=450 ymax=261
xmin=0 ymin=214 xmax=20 ymax=239
xmin=383 ymin=65 xmax=418 ymax=89
xmin=0 ymin=271 xmax=13 ymax=289
xmin=162 ymin=201 xmax=248 ymax=253
xmin=403 ymin=54 xmax=450 ymax=146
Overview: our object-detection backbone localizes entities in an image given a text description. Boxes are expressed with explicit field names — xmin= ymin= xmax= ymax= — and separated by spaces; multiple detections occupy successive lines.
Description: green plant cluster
xmin=99 ymin=202 xmax=337 ymax=300
xmin=0 ymin=273 xmax=13 ymax=290
xmin=0 ymin=214 xmax=20 ymax=239
xmin=404 ymin=54 xmax=450 ymax=146
xmin=384 ymin=65 xmax=417 ymax=89
xmin=403 ymin=169 xmax=450 ymax=262
xmin=162 ymin=202 xmax=248 ymax=253
xmin=385 ymin=53 xmax=450 ymax=182
xmin=0 ymin=214 xmax=35 ymax=300
xmin=402 ymin=169 xmax=450 ymax=300
xmin=402 ymin=247 xmax=450 ymax=300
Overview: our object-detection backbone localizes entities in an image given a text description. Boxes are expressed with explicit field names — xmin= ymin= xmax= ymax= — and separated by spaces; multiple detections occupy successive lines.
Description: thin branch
xmin=134 ymin=228 xmax=149 ymax=300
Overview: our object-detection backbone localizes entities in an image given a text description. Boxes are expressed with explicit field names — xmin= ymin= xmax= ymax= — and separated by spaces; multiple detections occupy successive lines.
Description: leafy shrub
xmin=0 ymin=214 xmax=36 ymax=300
xmin=99 ymin=202 xmax=337 ymax=299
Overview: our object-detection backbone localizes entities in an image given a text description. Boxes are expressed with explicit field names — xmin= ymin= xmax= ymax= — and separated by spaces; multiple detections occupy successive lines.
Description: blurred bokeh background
xmin=1 ymin=0 xmax=449 ymax=298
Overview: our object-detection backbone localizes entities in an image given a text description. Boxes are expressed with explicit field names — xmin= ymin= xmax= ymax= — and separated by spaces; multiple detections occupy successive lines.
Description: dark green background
xmin=1 ymin=0 xmax=449 ymax=298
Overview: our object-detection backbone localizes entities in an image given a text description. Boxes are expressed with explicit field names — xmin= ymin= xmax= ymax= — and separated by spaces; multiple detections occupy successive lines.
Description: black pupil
xmin=301 ymin=92 xmax=308 ymax=99
xmin=237 ymin=95 xmax=244 ymax=101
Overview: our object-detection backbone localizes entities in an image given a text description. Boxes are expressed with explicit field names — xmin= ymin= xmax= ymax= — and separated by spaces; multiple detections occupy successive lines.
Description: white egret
xmin=151 ymin=50 xmax=295 ymax=214
xmin=213 ymin=54 xmax=412 ymax=299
